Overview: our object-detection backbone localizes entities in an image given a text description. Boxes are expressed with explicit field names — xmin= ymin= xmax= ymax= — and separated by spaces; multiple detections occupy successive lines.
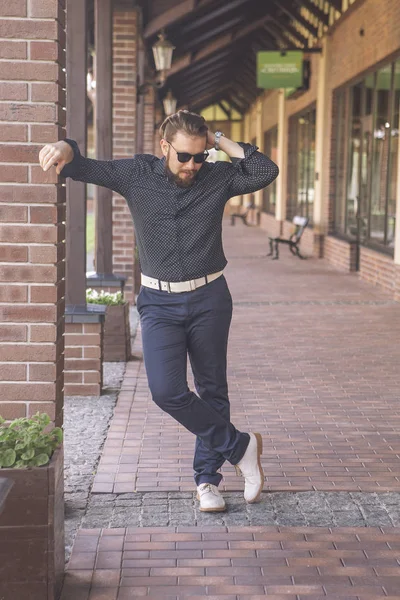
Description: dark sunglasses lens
xmin=177 ymin=153 xmax=192 ymax=163
xmin=176 ymin=151 xmax=208 ymax=163
xmin=194 ymin=153 xmax=207 ymax=163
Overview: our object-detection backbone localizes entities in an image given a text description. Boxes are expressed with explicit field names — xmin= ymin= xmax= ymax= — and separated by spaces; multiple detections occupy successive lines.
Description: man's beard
xmin=166 ymin=159 xmax=197 ymax=188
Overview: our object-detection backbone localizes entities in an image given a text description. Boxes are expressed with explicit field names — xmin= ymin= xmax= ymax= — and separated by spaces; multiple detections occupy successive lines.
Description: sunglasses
xmin=167 ymin=141 xmax=209 ymax=164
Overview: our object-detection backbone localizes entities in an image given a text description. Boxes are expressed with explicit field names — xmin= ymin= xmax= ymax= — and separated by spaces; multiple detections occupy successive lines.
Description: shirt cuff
xmin=60 ymin=138 xmax=82 ymax=177
xmin=230 ymin=143 xmax=259 ymax=164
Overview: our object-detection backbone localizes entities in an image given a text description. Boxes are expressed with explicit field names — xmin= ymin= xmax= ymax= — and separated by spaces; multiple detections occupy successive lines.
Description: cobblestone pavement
xmin=64 ymin=362 xmax=125 ymax=557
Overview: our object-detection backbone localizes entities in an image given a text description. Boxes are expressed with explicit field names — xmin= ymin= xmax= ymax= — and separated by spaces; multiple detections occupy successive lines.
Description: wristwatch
xmin=214 ymin=131 xmax=225 ymax=151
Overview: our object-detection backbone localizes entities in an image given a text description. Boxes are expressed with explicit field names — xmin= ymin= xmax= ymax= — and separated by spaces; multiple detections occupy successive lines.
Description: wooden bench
xmin=230 ymin=201 xmax=256 ymax=226
xmin=267 ymin=216 xmax=309 ymax=260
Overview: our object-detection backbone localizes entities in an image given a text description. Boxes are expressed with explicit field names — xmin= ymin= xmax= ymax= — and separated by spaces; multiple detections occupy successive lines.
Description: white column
xmin=313 ymin=36 xmax=332 ymax=233
xmin=254 ymin=98 xmax=264 ymax=210
xmin=229 ymin=120 xmax=243 ymax=209
xmin=394 ymin=100 xmax=400 ymax=264
xmin=276 ymin=88 xmax=288 ymax=222
xmin=243 ymin=113 xmax=252 ymax=207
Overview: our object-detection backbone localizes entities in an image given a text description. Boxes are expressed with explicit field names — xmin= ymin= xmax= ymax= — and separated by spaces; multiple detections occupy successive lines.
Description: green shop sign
xmin=257 ymin=51 xmax=303 ymax=89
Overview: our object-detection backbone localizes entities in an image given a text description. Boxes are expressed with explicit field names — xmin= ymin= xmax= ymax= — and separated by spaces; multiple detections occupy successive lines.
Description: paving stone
xmin=63 ymin=526 xmax=400 ymax=599
xmin=63 ymin=222 xmax=400 ymax=596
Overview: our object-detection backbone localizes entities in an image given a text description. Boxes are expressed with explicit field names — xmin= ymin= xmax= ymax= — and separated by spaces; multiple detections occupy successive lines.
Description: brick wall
xmin=323 ymin=0 xmax=400 ymax=288
xmin=329 ymin=0 xmax=400 ymax=91
xmin=112 ymin=6 xmax=137 ymax=302
xmin=394 ymin=265 xmax=400 ymax=302
xmin=143 ymin=86 xmax=156 ymax=154
xmin=359 ymin=247 xmax=396 ymax=295
xmin=64 ymin=322 xmax=103 ymax=396
xmin=324 ymin=235 xmax=357 ymax=272
xmin=0 ymin=0 xmax=66 ymax=425
xmin=154 ymin=103 xmax=163 ymax=156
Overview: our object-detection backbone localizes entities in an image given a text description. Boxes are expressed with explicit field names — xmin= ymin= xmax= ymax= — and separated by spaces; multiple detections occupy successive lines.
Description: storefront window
xmin=262 ymin=127 xmax=278 ymax=214
xmin=287 ymin=108 xmax=316 ymax=222
xmin=388 ymin=59 xmax=400 ymax=247
xmin=334 ymin=57 xmax=400 ymax=252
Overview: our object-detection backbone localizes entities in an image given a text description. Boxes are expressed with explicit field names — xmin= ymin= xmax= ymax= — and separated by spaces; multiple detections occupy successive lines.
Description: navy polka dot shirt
xmin=62 ymin=140 xmax=279 ymax=282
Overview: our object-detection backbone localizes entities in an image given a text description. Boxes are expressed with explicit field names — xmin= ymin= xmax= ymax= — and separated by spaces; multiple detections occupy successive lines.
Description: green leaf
xmin=31 ymin=453 xmax=50 ymax=467
xmin=15 ymin=441 xmax=27 ymax=451
xmin=52 ymin=428 xmax=63 ymax=444
xmin=0 ymin=413 xmax=61 ymax=469
xmin=0 ymin=448 xmax=16 ymax=467
xmin=21 ymin=448 xmax=35 ymax=460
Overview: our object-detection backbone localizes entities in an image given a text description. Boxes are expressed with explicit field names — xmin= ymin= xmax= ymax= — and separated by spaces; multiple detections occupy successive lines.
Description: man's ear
xmin=160 ymin=139 xmax=168 ymax=157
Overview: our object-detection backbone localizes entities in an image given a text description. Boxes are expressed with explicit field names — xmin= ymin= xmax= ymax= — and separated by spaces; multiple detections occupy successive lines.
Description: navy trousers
xmin=136 ymin=274 xmax=250 ymax=487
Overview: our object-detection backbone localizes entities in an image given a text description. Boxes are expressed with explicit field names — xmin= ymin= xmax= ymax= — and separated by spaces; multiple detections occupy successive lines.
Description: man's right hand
xmin=39 ymin=141 xmax=74 ymax=175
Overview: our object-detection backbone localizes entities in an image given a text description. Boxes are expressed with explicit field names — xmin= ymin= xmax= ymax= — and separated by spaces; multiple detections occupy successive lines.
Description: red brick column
xmin=112 ymin=4 xmax=137 ymax=302
xmin=143 ymin=87 xmax=156 ymax=154
xmin=64 ymin=321 xmax=103 ymax=395
xmin=0 ymin=0 xmax=66 ymax=427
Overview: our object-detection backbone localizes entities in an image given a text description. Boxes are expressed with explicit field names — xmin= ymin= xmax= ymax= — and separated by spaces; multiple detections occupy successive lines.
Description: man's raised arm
xmin=38 ymin=139 xmax=140 ymax=198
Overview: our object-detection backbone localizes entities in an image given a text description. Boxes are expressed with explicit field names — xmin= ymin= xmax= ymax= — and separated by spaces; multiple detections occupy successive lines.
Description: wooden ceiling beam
xmin=227 ymin=89 xmax=247 ymax=112
xmin=261 ymin=24 xmax=287 ymax=49
xmin=168 ymin=13 xmax=272 ymax=76
xmin=327 ymin=0 xmax=342 ymax=12
xmin=168 ymin=49 xmax=232 ymax=81
xmin=224 ymin=92 xmax=245 ymax=115
xmin=274 ymin=0 xmax=319 ymax=38
xmin=175 ymin=65 xmax=228 ymax=91
xmin=218 ymin=101 xmax=232 ymax=119
xmin=178 ymin=0 xmax=253 ymax=36
xmin=270 ymin=15 xmax=309 ymax=47
xmin=184 ymin=86 xmax=230 ymax=110
xmin=143 ymin=0 xmax=215 ymax=39
xmin=294 ymin=0 xmax=329 ymax=26
xmin=177 ymin=74 xmax=226 ymax=101
xmin=182 ymin=15 xmax=244 ymax=51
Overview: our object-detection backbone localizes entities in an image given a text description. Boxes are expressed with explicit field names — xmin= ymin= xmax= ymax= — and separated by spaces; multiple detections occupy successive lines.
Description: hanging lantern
xmin=152 ymin=30 xmax=175 ymax=72
xmin=163 ymin=90 xmax=177 ymax=115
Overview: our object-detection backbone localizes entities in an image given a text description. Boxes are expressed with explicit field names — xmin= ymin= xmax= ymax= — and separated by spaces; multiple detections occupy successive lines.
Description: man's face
xmin=160 ymin=131 xmax=207 ymax=188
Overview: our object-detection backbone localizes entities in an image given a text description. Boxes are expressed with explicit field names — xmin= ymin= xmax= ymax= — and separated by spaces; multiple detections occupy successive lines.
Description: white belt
xmin=141 ymin=270 xmax=224 ymax=293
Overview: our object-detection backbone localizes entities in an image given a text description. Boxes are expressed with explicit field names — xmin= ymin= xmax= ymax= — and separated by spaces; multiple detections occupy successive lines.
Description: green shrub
xmin=86 ymin=288 xmax=125 ymax=306
xmin=0 ymin=413 xmax=63 ymax=469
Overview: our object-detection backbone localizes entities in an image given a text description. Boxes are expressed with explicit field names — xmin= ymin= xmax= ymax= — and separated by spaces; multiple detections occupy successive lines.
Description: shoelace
xmin=200 ymin=483 xmax=217 ymax=495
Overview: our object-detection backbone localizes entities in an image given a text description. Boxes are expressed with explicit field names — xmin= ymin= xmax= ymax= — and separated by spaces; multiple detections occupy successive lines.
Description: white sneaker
xmin=196 ymin=483 xmax=226 ymax=512
xmin=235 ymin=432 xmax=264 ymax=503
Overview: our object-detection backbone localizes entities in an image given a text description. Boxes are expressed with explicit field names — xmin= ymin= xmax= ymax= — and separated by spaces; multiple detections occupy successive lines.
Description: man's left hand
xmin=206 ymin=130 xmax=215 ymax=150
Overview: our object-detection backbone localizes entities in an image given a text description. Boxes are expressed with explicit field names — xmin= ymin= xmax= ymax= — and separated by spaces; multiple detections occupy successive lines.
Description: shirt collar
xmin=153 ymin=156 xmax=167 ymax=177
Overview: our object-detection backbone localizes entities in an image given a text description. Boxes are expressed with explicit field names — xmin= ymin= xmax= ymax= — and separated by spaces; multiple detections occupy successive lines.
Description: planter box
xmin=0 ymin=447 xmax=64 ymax=600
xmin=103 ymin=302 xmax=131 ymax=362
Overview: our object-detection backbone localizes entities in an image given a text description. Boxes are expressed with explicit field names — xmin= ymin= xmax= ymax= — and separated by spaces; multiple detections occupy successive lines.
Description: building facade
xmin=242 ymin=0 xmax=400 ymax=298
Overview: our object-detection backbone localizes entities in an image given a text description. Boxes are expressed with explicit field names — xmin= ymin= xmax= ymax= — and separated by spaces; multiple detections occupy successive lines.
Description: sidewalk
xmin=62 ymin=221 xmax=400 ymax=599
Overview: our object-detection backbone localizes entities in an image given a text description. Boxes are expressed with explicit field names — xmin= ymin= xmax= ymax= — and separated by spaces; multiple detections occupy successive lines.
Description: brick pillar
xmin=143 ymin=86 xmax=156 ymax=154
xmin=112 ymin=4 xmax=137 ymax=302
xmin=0 ymin=0 xmax=66 ymax=427
xmin=154 ymin=103 xmax=163 ymax=156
